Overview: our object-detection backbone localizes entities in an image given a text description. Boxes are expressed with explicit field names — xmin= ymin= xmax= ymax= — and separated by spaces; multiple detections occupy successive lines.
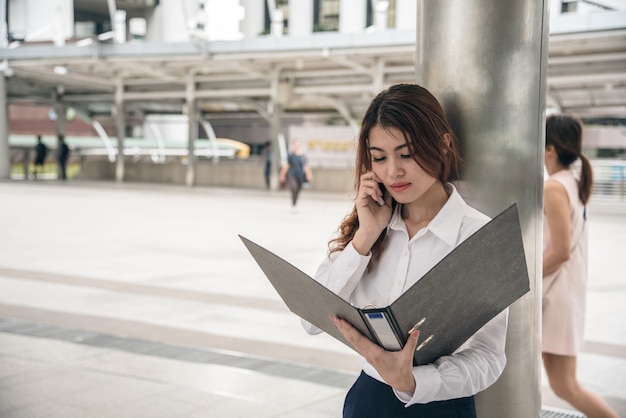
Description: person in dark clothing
xmin=262 ymin=141 xmax=272 ymax=189
xmin=279 ymin=139 xmax=313 ymax=207
xmin=33 ymin=135 xmax=48 ymax=179
xmin=56 ymin=135 xmax=70 ymax=180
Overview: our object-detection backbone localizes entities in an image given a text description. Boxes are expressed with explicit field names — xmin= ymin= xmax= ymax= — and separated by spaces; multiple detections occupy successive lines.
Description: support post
xmin=288 ymin=0 xmax=313 ymax=36
xmin=22 ymin=149 xmax=29 ymax=180
xmin=339 ymin=0 xmax=367 ymax=33
xmin=54 ymin=98 xmax=67 ymax=138
xmin=240 ymin=0 xmax=265 ymax=38
xmin=0 ymin=0 xmax=9 ymax=179
xmin=185 ymin=75 xmax=197 ymax=187
xmin=268 ymin=101 xmax=282 ymax=191
xmin=268 ymin=68 xmax=288 ymax=190
xmin=0 ymin=74 xmax=9 ymax=180
xmin=416 ymin=1 xmax=548 ymax=416
xmin=114 ymin=81 xmax=125 ymax=182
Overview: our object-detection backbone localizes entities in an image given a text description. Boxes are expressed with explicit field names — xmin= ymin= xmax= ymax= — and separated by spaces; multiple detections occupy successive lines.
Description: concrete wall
xmin=78 ymin=157 xmax=355 ymax=193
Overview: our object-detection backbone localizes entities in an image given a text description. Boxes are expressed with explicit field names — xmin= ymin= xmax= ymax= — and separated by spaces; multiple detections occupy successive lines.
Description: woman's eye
xmin=400 ymin=154 xmax=412 ymax=159
xmin=372 ymin=156 xmax=386 ymax=162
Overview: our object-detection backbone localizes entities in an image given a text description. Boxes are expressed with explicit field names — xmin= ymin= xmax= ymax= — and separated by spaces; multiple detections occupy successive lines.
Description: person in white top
xmin=542 ymin=115 xmax=618 ymax=418
xmin=302 ymin=84 xmax=508 ymax=418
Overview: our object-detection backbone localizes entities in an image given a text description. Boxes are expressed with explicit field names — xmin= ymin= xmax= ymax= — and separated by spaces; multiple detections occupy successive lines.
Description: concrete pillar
xmin=269 ymin=69 xmax=289 ymax=190
xmin=288 ymin=0 xmax=313 ymax=36
xmin=373 ymin=0 xmax=388 ymax=31
xmin=114 ymin=82 xmax=125 ymax=182
xmin=185 ymin=75 xmax=197 ymax=187
xmin=113 ymin=9 xmax=127 ymax=44
xmin=22 ymin=149 xmax=29 ymax=180
xmin=54 ymin=100 xmax=67 ymax=138
xmin=268 ymin=102 xmax=282 ymax=191
xmin=340 ymin=0 xmax=367 ymax=33
xmin=0 ymin=75 xmax=9 ymax=180
xmin=416 ymin=1 xmax=547 ymax=417
xmin=0 ymin=0 xmax=8 ymax=179
xmin=395 ymin=0 xmax=417 ymax=30
xmin=240 ymin=0 xmax=265 ymax=38
xmin=270 ymin=8 xmax=284 ymax=37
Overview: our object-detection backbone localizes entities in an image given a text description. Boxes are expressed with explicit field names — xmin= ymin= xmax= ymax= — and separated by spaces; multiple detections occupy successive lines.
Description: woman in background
xmin=542 ymin=115 xmax=618 ymax=418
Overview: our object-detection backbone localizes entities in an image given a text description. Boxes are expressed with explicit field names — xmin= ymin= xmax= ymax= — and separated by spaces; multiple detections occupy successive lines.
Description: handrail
xmin=591 ymin=159 xmax=625 ymax=201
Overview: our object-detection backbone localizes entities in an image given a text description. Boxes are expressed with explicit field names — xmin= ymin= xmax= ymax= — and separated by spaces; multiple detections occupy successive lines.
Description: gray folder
xmin=239 ymin=203 xmax=530 ymax=366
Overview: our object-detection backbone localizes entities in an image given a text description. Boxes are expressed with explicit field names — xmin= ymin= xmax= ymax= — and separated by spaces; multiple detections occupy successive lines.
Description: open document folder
xmin=239 ymin=204 xmax=530 ymax=366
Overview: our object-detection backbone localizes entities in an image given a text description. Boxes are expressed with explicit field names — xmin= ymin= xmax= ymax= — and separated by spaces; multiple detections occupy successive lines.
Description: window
xmin=314 ymin=0 xmax=339 ymax=32
xmin=561 ymin=0 xmax=578 ymax=13
xmin=264 ymin=0 xmax=289 ymax=35
xmin=367 ymin=0 xmax=396 ymax=30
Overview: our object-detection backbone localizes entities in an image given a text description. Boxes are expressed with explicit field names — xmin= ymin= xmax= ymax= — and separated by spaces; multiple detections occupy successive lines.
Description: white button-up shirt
xmin=302 ymin=184 xmax=508 ymax=406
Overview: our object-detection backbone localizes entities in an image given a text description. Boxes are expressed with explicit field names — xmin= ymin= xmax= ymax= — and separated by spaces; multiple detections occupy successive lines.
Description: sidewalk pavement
xmin=0 ymin=180 xmax=624 ymax=418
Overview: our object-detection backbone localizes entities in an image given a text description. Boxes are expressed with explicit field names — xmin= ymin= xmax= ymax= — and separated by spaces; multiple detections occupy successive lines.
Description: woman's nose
xmin=387 ymin=158 xmax=404 ymax=178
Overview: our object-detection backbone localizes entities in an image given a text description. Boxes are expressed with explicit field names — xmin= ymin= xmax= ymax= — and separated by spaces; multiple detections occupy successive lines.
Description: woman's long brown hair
xmin=545 ymin=115 xmax=593 ymax=205
xmin=328 ymin=84 xmax=462 ymax=264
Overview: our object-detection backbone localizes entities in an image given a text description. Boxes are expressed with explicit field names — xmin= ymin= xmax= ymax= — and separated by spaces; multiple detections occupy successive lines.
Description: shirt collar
xmin=388 ymin=183 xmax=467 ymax=248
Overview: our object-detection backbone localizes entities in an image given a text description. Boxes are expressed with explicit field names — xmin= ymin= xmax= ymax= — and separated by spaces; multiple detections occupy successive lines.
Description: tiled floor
xmin=0 ymin=180 xmax=624 ymax=418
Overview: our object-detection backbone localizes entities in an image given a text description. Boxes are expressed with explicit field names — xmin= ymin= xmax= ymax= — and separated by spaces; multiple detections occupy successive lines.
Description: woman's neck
xmin=546 ymin=162 xmax=566 ymax=176
xmin=401 ymin=182 xmax=449 ymax=233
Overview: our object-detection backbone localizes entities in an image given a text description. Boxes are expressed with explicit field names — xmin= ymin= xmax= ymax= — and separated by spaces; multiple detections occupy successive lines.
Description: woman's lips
xmin=390 ymin=182 xmax=410 ymax=193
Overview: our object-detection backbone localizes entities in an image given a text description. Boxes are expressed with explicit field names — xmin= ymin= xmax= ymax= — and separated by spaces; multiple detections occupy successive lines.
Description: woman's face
xmin=368 ymin=125 xmax=438 ymax=205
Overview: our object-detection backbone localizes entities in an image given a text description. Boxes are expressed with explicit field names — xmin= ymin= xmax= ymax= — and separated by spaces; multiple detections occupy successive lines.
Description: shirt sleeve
xmin=301 ymin=242 xmax=371 ymax=335
xmin=394 ymin=308 xmax=509 ymax=406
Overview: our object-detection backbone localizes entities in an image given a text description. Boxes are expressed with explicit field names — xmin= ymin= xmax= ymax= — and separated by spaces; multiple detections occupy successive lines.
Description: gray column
xmin=269 ymin=69 xmax=289 ymax=190
xmin=22 ymin=149 xmax=29 ymax=180
xmin=240 ymin=0 xmax=265 ymax=38
xmin=268 ymin=101 xmax=282 ymax=191
xmin=0 ymin=74 xmax=9 ymax=180
xmin=340 ymin=0 xmax=367 ymax=33
xmin=0 ymin=0 xmax=8 ymax=179
xmin=395 ymin=0 xmax=417 ymax=30
xmin=416 ymin=1 xmax=547 ymax=417
xmin=54 ymin=99 xmax=67 ymax=137
xmin=289 ymin=0 xmax=313 ymax=36
xmin=114 ymin=82 xmax=125 ymax=182
xmin=185 ymin=75 xmax=197 ymax=187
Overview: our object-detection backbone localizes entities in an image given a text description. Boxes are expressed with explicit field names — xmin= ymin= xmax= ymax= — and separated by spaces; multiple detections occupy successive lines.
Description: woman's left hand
xmin=331 ymin=316 xmax=419 ymax=393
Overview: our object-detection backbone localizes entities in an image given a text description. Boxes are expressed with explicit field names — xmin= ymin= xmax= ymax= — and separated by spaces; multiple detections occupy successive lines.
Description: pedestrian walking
xmin=56 ymin=135 xmax=70 ymax=180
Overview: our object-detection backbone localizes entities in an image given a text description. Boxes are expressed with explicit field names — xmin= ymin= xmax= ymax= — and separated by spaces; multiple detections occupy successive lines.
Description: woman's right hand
xmin=352 ymin=172 xmax=392 ymax=255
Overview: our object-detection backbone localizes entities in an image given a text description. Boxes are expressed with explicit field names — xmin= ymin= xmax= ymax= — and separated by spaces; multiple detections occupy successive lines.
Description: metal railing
xmin=591 ymin=159 xmax=626 ymax=201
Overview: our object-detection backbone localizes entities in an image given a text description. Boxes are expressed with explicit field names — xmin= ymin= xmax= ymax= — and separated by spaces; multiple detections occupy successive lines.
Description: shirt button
xmin=348 ymin=263 xmax=356 ymax=270
xmin=403 ymin=251 xmax=409 ymax=257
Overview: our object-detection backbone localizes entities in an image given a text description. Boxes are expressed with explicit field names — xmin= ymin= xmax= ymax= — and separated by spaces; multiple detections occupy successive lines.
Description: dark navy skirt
xmin=343 ymin=372 xmax=476 ymax=418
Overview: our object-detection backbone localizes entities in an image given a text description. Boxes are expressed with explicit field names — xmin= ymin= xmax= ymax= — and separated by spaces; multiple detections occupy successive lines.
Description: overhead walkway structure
xmin=0 ymin=7 xmax=624 ymax=184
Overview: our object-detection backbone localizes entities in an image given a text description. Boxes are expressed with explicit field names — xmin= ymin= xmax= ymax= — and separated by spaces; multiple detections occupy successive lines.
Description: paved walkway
xmin=0 ymin=180 xmax=624 ymax=418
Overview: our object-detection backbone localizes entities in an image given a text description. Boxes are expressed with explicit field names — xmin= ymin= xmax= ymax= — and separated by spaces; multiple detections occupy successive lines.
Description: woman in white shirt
xmin=302 ymin=84 xmax=508 ymax=417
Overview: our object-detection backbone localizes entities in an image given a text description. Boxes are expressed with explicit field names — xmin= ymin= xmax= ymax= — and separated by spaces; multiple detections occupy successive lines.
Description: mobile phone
xmin=375 ymin=183 xmax=386 ymax=206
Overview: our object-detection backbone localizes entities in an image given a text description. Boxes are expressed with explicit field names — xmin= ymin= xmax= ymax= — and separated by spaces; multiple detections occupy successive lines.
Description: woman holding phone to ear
xmin=301 ymin=84 xmax=508 ymax=418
